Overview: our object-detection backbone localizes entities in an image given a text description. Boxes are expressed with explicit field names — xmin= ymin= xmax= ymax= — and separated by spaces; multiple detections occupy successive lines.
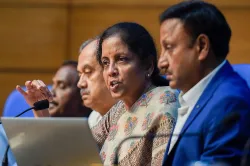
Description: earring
xmin=146 ymin=73 xmax=150 ymax=78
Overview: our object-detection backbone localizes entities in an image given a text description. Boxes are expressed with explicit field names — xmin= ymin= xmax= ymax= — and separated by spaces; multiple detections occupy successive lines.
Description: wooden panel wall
xmin=69 ymin=0 xmax=250 ymax=63
xmin=0 ymin=0 xmax=250 ymax=115
xmin=0 ymin=1 xmax=67 ymax=115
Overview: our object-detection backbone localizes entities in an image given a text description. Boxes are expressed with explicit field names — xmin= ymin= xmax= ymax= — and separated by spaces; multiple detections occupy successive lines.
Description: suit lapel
xmin=165 ymin=61 xmax=233 ymax=159
xmin=180 ymin=61 xmax=232 ymax=135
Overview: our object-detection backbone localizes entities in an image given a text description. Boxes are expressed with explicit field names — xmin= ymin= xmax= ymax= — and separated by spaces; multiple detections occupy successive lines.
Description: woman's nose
xmin=108 ymin=63 xmax=118 ymax=77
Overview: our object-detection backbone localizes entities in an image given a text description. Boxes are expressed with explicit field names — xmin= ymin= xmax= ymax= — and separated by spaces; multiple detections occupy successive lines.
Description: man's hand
xmin=16 ymin=80 xmax=52 ymax=117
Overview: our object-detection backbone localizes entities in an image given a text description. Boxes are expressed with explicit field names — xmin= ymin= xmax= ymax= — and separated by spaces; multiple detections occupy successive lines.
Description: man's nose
xmin=158 ymin=55 xmax=169 ymax=74
xmin=77 ymin=75 xmax=87 ymax=89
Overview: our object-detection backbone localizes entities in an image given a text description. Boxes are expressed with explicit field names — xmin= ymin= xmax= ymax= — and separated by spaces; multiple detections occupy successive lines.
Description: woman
xmin=92 ymin=22 xmax=179 ymax=165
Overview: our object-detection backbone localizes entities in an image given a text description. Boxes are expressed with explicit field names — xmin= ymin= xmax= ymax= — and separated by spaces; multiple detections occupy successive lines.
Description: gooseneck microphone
xmin=1 ymin=99 xmax=50 ymax=166
xmin=113 ymin=112 xmax=241 ymax=165
xmin=14 ymin=99 xmax=50 ymax=117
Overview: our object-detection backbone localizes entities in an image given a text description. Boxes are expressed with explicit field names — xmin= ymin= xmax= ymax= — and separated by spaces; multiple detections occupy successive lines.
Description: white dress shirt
xmin=168 ymin=60 xmax=226 ymax=153
xmin=88 ymin=110 xmax=102 ymax=128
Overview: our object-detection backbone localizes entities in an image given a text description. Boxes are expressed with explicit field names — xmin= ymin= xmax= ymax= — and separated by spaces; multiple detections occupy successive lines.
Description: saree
xmin=91 ymin=86 xmax=179 ymax=165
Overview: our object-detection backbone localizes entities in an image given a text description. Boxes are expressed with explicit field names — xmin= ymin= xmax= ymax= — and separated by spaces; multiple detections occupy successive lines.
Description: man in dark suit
xmin=158 ymin=1 xmax=250 ymax=165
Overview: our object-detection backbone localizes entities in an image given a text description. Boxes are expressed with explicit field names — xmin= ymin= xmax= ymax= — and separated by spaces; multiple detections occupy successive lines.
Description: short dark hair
xmin=160 ymin=0 xmax=231 ymax=60
xmin=59 ymin=60 xmax=79 ymax=84
xmin=97 ymin=22 xmax=168 ymax=86
xmin=61 ymin=60 xmax=78 ymax=68
xmin=79 ymin=36 xmax=100 ymax=53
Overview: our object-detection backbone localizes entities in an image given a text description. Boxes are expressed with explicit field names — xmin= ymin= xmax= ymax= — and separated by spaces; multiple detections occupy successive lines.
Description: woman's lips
xmin=110 ymin=83 xmax=119 ymax=92
xmin=109 ymin=80 xmax=120 ymax=92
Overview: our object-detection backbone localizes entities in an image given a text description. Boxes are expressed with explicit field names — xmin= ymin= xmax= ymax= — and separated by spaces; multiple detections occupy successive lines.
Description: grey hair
xmin=79 ymin=36 xmax=100 ymax=53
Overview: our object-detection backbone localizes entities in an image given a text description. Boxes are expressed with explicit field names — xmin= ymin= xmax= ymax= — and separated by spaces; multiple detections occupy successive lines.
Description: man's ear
xmin=195 ymin=34 xmax=210 ymax=61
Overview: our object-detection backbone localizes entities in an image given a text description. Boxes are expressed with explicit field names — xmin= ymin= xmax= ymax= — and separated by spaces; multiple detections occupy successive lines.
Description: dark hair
xmin=60 ymin=60 xmax=79 ymax=82
xmin=160 ymin=0 xmax=231 ymax=60
xmin=61 ymin=60 xmax=78 ymax=68
xmin=97 ymin=22 xmax=168 ymax=86
xmin=79 ymin=36 xmax=100 ymax=53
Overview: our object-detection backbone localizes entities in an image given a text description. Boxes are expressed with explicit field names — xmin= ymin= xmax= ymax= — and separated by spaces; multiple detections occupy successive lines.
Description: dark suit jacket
xmin=162 ymin=61 xmax=250 ymax=166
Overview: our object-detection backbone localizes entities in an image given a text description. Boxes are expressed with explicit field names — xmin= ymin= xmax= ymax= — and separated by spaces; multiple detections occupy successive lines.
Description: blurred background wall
xmin=0 ymin=0 xmax=250 ymax=115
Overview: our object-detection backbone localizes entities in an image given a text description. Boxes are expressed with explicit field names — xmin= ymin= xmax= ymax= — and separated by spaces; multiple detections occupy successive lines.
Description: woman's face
xmin=101 ymin=35 xmax=148 ymax=103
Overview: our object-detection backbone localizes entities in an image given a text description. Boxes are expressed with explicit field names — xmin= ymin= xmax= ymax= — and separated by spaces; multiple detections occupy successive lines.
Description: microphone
xmin=15 ymin=99 xmax=50 ymax=117
xmin=1 ymin=99 xmax=50 ymax=166
xmin=113 ymin=112 xmax=240 ymax=165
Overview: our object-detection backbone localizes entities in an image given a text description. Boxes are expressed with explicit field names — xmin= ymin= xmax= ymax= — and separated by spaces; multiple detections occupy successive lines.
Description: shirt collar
xmin=180 ymin=60 xmax=226 ymax=107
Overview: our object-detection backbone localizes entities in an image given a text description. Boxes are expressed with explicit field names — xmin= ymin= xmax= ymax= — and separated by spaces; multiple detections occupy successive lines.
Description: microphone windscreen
xmin=33 ymin=99 xmax=49 ymax=110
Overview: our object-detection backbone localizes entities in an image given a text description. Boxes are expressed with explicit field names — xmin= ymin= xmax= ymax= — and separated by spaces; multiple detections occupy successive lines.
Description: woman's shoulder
xmin=153 ymin=86 xmax=177 ymax=91
xmin=101 ymin=100 xmax=124 ymax=120
xmin=107 ymin=100 xmax=126 ymax=119
xmin=109 ymin=100 xmax=124 ymax=111
xmin=150 ymin=86 xmax=180 ymax=109
xmin=151 ymin=86 xmax=179 ymax=97
xmin=150 ymin=86 xmax=180 ymax=119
